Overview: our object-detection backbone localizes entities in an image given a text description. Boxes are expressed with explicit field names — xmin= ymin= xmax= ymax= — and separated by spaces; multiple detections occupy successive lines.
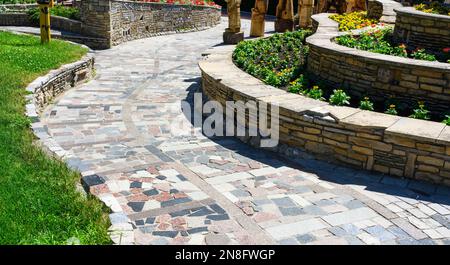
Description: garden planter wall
xmin=80 ymin=0 xmax=221 ymax=48
xmin=307 ymin=13 xmax=450 ymax=118
xmin=199 ymin=45 xmax=450 ymax=186
xmin=393 ymin=7 xmax=450 ymax=53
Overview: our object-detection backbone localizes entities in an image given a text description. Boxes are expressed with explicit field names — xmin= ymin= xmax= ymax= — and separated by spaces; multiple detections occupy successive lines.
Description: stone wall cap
xmin=386 ymin=118 xmax=447 ymax=143
xmin=341 ymin=110 xmax=401 ymax=129
xmin=394 ymin=6 xmax=450 ymax=21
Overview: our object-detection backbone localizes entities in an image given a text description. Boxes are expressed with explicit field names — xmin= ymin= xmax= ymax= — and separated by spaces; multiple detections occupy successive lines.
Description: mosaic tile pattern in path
xmin=39 ymin=19 xmax=450 ymax=245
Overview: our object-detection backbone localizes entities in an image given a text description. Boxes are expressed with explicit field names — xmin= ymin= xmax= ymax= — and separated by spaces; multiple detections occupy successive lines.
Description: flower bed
xmin=233 ymin=29 xmax=450 ymax=124
xmin=329 ymin=11 xmax=379 ymax=31
xmin=335 ymin=26 xmax=450 ymax=63
xmin=415 ymin=1 xmax=450 ymax=16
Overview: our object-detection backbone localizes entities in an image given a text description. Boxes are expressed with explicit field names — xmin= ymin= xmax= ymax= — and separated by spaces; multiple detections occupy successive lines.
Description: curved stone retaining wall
xmin=26 ymin=53 xmax=95 ymax=114
xmin=393 ymin=6 xmax=450 ymax=52
xmin=199 ymin=46 xmax=450 ymax=186
xmin=307 ymin=13 xmax=450 ymax=117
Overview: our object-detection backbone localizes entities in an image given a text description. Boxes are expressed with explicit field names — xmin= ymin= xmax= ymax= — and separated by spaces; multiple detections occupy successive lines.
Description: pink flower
xmin=443 ymin=47 xmax=450 ymax=53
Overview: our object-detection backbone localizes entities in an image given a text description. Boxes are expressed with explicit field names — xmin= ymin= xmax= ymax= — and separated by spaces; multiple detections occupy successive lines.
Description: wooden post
xmin=250 ymin=0 xmax=269 ymax=37
xmin=275 ymin=0 xmax=294 ymax=32
xmin=38 ymin=0 xmax=54 ymax=44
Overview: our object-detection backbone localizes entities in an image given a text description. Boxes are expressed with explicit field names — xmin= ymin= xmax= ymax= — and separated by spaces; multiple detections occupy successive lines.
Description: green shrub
xmin=443 ymin=115 xmax=450 ymax=126
xmin=233 ymin=30 xmax=312 ymax=88
xmin=329 ymin=89 xmax=351 ymax=106
xmin=305 ymin=85 xmax=325 ymax=101
xmin=359 ymin=96 xmax=374 ymax=111
xmin=27 ymin=5 xmax=81 ymax=22
xmin=385 ymin=104 xmax=398 ymax=115
xmin=409 ymin=102 xmax=430 ymax=120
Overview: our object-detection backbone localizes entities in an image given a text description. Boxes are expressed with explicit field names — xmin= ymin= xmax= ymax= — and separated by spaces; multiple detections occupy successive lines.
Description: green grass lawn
xmin=0 ymin=31 xmax=111 ymax=244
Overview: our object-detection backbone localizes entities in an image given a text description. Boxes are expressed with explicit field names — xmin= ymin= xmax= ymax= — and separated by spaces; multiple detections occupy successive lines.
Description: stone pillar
xmin=223 ymin=0 xmax=244 ymax=44
xmin=250 ymin=0 xmax=269 ymax=37
xmin=80 ymin=0 xmax=112 ymax=48
xmin=298 ymin=0 xmax=314 ymax=28
xmin=275 ymin=0 xmax=294 ymax=32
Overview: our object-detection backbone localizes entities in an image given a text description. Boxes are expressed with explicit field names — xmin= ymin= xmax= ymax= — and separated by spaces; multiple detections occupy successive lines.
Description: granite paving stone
xmin=33 ymin=18 xmax=450 ymax=245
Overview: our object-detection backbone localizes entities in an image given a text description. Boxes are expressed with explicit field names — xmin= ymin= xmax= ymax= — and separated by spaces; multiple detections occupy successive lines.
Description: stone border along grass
xmin=23 ymin=41 xmax=134 ymax=244
xmin=199 ymin=37 xmax=450 ymax=187
xmin=307 ymin=13 xmax=450 ymax=119
xmin=393 ymin=6 xmax=450 ymax=53
xmin=25 ymin=45 xmax=94 ymax=156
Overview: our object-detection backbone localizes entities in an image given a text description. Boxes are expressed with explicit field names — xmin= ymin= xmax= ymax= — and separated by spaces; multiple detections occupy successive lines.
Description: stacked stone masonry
xmin=199 ymin=37 xmax=450 ymax=187
xmin=1 ymin=0 xmax=221 ymax=49
xmin=367 ymin=0 xmax=403 ymax=23
xmin=393 ymin=7 xmax=450 ymax=53
xmin=307 ymin=13 xmax=450 ymax=118
xmin=26 ymin=54 xmax=95 ymax=113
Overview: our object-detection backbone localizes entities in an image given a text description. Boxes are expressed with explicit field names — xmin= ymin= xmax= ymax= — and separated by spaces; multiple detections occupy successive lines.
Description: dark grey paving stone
xmin=206 ymin=214 xmax=230 ymax=221
xmin=135 ymin=219 xmax=145 ymax=226
xmin=152 ymin=230 xmax=179 ymax=238
xmin=81 ymin=174 xmax=105 ymax=190
xmin=161 ymin=197 xmax=191 ymax=207
xmin=189 ymin=207 xmax=215 ymax=216
xmin=130 ymin=181 xmax=142 ymax=189
xmin=170 ymin=209 xmax=190 ymax=217
xmin=156 ymin=175 xmax=167 ymax=180
xmin=176 ymin=174 xmax=188 ymax=181
xmin=143 ymin=188 xmax=159 ymax=196
xmin=209 ymin=203 xmax=226 ymax=214
xmin=231 ymin=189 xmax=250 ymax=197
xmin=187 ymin=226 xmax=208 ymax=234
xmin=144 ymin=145 xmax=174 ymax=162
xmin=279 ymin=207 xmax=305 ymax=216
xmin=128 ymin=201 xmax=145 ymax=212
xmin=145 ymin=217 xmax=156 ymax=224
xmin=169 ymin=189 xmax=179 ymax=194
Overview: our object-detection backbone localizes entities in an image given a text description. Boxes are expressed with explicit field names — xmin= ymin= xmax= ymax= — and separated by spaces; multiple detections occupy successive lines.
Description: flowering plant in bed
xmin=415 ymin=2 xmax=450 ymax=16
xmin=329 ymin=11 xmax=379 ymax=31
xmin=335 ymin=26 xmax=447 ymax=63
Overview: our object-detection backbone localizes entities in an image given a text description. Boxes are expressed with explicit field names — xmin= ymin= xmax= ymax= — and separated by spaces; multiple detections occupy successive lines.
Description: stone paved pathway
xmin=38 ymin=19 xmax=450 ymax=245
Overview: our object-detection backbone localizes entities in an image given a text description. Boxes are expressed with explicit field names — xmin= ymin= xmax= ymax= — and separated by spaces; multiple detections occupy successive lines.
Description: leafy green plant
xmin=288 ymin=75 xmax=308 ymax=94
xmin=409 ymin=102 xmax=430 ymax=120
xmin=329 ymin=89 xmax=351 ymax=106
xmin=385 ymin=104 xmax=398 ymax=115
xmin=411 ymin=48 xmax=436 ymax=61
xmin=359 ymin=96 xmax=374 ymax=111
xmin=306 ymin=85 xmax=325 ymax=101
xmin=27 ymin=5 xmax=81 ymax=23
xmin=336 ymin=27 xmax=446 ymax=63
xmin=443 ymin=115 xmax=450 ymax=126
